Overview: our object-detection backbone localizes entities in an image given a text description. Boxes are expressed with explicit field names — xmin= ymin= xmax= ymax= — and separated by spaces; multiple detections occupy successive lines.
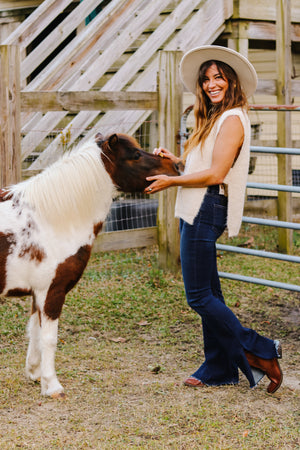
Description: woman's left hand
xmin=145 ymin=175 xmax=175 ymax=194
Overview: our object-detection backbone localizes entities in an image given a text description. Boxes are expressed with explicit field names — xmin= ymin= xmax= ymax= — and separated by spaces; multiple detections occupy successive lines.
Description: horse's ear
xmin=95 ymin=132 xmax=104 ymax=144
xmin=108 ymin=134 xmax=119 ymax=150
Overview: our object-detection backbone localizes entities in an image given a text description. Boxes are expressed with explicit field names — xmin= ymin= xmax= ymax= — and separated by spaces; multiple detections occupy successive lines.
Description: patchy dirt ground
xmin=0 ymin=248 xmax=299 ymax=449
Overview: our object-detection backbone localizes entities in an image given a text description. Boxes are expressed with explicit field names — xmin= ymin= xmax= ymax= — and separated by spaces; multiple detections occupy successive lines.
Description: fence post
xmin=276 ymin=0 xmax=293 ymax=253
xmin=0 ymin=45 xmax=21 ymax=187
xmin=157 ymin=50 xmax=183 ymax=272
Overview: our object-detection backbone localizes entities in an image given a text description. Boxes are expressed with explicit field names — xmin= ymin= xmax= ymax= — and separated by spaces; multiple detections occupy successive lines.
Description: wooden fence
xmin=1 ymin=41 xmax=299 ymax=269
xmin=0 ymin=45 xmax=21 ymax=187
xmin=0 ymin=45 xmax=182 ymax=272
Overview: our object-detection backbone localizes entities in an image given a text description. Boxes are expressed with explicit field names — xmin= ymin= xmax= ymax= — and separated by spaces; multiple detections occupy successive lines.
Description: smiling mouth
xmin=209 ymin=90 xmax=222 ymax=96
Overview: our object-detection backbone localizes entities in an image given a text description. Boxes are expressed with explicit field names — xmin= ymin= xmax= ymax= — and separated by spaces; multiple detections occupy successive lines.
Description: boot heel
xmin=245 ymin=350 xmax=283 ymax=394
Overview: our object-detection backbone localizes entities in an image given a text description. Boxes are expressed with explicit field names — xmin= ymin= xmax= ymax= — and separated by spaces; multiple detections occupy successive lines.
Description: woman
xmin=145 ymin=45 xmax=283 ymax=393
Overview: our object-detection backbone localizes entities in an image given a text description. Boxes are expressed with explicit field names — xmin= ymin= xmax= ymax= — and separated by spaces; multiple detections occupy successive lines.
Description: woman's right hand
xmin=153 ymin=147 xmax=181 ymax=164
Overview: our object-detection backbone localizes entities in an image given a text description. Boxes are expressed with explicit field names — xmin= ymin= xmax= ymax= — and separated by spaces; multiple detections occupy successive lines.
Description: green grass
xmin=0 ymin=239 xmax=299 ymax=449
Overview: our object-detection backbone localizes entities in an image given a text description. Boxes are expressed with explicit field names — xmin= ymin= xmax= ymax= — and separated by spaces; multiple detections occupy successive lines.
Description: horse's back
xmin=0 ymin=195 xmax=95 ymax=298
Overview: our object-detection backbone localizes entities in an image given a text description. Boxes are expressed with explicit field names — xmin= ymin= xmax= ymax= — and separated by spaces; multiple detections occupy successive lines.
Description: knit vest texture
xmin=175 ymin=107 xmax=250 ymax=237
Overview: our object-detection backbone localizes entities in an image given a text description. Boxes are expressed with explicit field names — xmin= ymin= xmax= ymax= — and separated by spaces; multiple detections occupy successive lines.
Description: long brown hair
xmin=183 ymin=60 xmax=248 ymax=161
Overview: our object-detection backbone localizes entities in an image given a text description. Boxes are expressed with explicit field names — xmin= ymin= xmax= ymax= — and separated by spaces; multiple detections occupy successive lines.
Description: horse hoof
xmin=26 ymin=371 xmax=41 ymax=382
xmin=51 ymin=392 xmax=67 ymax=400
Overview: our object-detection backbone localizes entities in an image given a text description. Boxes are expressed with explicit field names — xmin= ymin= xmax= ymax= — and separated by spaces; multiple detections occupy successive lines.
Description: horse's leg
xmin=37 ymin=245 xmax=91 ymax=397
xmin=40 ymin=312 xmax=64 ymax=397
xmin=25 ymin=302 xmax=42 ymax=381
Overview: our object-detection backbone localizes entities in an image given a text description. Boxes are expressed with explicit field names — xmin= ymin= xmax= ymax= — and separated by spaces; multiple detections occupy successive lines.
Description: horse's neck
xmin=14 ymin=146 xmax=115 ymax=233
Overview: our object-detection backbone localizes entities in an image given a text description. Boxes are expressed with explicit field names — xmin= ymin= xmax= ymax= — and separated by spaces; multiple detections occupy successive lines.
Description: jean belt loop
xmin=219 ymin=183 xmax=228 ymax=196
xmin=207 ymin=184 xmax=228 ymax=197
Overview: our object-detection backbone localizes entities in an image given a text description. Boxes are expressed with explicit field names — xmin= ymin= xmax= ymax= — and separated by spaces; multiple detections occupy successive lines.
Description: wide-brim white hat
xmin=179 ymin=45 xmax=258 ymax=98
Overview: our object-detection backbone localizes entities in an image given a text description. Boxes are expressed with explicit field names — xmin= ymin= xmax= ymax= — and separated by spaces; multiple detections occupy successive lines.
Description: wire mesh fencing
xmin=22 ymin=108 xmax=300 ymax=238
xmin=22 ymin=117 xmax=160 ymax=233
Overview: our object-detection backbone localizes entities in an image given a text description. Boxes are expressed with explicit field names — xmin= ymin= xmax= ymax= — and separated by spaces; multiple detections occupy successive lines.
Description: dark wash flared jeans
xmin=180 ymin=186 xmax=277 ymax=387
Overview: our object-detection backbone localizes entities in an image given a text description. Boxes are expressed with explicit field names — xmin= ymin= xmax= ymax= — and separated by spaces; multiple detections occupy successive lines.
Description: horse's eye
xmin=133 ymin=151 xmax=141 ymax=160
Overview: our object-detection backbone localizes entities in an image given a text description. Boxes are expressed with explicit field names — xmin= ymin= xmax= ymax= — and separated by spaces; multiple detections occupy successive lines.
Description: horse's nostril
xmin=174 ymin=161 xmax=184 ymax=174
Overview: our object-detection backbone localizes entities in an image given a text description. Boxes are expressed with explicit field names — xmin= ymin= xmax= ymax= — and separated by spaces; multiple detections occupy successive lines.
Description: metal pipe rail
xmin=220 ymin=145 xmax=300 ymax=291
xmin=251 ymin=145 xmax=300 ymax=155
xmin=180 ymin=108 xmax=300 ymax=291
xmin=242 ymin=216 xmax=300 ymax=230
xmin=216 ymin=243 xmax=300 ymax=263
xmin=247 ymin=182 xmax=300 ymax=193
xmin=217 ymin=242 xmax=300 ymax=292
xmin=218 ymin=272 xmax=300 ymax=293
xmin=250 ymin=105 xmax=300 ymax=112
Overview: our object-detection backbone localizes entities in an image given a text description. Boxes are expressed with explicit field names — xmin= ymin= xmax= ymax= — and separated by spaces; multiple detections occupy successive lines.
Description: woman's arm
xmin=145 ymin=115 xmax=244 ymax=194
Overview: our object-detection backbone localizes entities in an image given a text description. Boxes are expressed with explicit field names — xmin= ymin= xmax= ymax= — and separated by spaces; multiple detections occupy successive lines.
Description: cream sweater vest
xmin=175 ymin=107 xmax=250 ymax=237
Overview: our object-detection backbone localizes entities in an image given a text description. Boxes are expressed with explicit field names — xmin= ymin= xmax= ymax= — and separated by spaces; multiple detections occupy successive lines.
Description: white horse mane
xmin=10 ymin=141 xmax=115 ymax=232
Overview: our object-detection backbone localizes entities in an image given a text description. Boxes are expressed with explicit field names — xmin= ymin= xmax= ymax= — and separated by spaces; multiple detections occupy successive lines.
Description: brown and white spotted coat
xmin=0 ymin=133 xmax=179 ymax=397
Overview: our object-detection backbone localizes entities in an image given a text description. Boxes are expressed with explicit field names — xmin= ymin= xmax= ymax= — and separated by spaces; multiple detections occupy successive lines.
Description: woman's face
xmin=202 ymin=63 xmax=229 ymax=104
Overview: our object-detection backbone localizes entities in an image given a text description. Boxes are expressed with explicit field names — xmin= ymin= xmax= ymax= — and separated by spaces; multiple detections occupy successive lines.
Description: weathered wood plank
xmin=255 ymin=79 xmax=276 ymax=96
xmin=167 ymin=0 xmax=232 ymax=50
xmin=80 ymin=0 xmax=231 ymax=143
xmin=77 ymin=0 xmax=232 ymax=148
xmin=0 ymin=19 xmax=21 ymax=45
xmin=78 ymin=0 xmax=231 ymax=145
xmin=0 ymin=45 xmax=21 ymax=187
xmin=229 ymin=21 xmax=276 ymax=41
xmin=22 ymin=0 xmax=231 ymax=165
xmin=227 ymin=20 xmax=300 ymax=42
xmin=157 ymin=51 xmax=182 ymax=273
xmin=25 ymin=0 xmax=133 ymax=92
xmin=0 ymin=1 xmax=43 ymax=10
xmin=21 ymin=0 xmax=146 ymax=158
xmin=48 ymin=0 xmax=204 ymax=144
xmin=254 ymin=79 xmax=300 ymax=96
xmin=293 ymin=24 xmax=300 ymax=42
xmin=92 ymin=227 xmax=157 ymax=253
xmin=20 ymin=0 xmax=137 ymax=151
xmin=234 ymin=0 xmax=300 ymax=22
xmin=103 ymin=0 xmax=202 ymax=92
xmin=244 ymin=198 xmax=300 ymax=217
xmin=228 ymin=21 xmax=249 ymax=59
xmin=3 ymin=0 xmax=72 ymax=47
xmin=20 ymin=91 xmax=158 ymax=112
xmin=21 ymin=0 xmax=102 ymax=81
xmin=277 ymin=0 xmax=293 ymax=253
xmin=65 ymin=0 xmax=177 ymax=90
xmin=26 ymin=0 xmax=187 ymax=168
xmin=292 ymin=80 xmax=300 ymax=96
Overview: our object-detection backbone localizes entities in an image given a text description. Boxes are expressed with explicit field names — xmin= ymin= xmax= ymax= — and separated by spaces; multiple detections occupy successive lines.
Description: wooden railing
xmin=0 ymin=45 xmax=182 ymax=271
xmin=2 ymin=0 xmax=233 ymax=170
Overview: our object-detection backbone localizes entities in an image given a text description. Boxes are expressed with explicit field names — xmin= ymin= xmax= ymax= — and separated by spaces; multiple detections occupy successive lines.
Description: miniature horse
xmin=0 ymin=133 xmax=179 ymax=398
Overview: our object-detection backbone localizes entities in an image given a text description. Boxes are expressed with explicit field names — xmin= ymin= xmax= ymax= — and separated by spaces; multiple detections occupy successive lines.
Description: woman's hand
xmin=145 ymin=174 xmax=176 ymax=194
xmin=153 ymin=147 xmax=181 ymax=164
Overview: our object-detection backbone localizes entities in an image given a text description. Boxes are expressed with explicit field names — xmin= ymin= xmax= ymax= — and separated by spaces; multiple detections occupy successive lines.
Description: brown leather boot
xmin=245 ymin=350 xmax=283 ymax=394
xmin=183 ymin=377 xmax=206 ymax=387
